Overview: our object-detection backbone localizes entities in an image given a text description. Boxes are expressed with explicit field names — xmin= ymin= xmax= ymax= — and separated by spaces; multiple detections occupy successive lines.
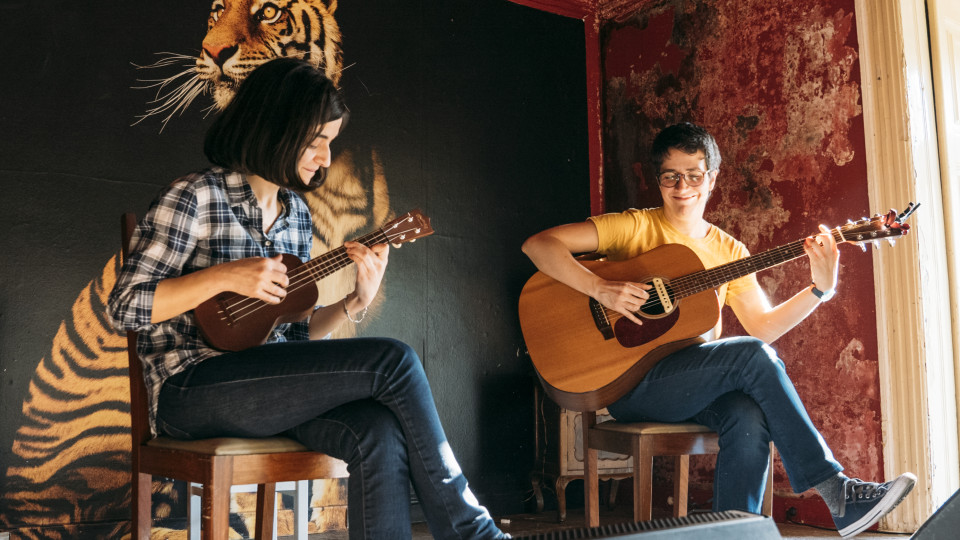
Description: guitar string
xmin=602 ymin=224 xmax=878 ymax=320
xmin=216 ymin=222 xmax=422 ymax=323
xmin=603 ymin=239 xmax=809 ymax=319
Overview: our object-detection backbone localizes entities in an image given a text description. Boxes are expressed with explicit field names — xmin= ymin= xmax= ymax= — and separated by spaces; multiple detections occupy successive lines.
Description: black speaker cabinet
xmin=914 ymin=489 xmax=960 ymax=539
xmin=510 ymin=511 xmax=781 ymax=539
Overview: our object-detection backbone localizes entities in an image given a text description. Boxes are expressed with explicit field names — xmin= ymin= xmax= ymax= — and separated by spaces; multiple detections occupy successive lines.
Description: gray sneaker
xmin=831 ymin=473 xmax=916 ymax=538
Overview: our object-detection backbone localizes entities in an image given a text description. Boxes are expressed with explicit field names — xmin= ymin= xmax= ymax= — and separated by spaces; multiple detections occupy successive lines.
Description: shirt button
xmin=265 ymin=240 xmax=273 ymax=247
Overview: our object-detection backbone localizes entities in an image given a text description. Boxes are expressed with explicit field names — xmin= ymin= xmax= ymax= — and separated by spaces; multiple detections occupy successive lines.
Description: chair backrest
xmin=121 ymin=212 xmax=152 ymax=446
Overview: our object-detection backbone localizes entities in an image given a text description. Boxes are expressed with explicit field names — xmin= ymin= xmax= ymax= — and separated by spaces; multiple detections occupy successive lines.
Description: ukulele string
xmin=222 ymin=244 xmax=371 ymax=321
xmin=216 ymin=223 xmax=419 ymax=322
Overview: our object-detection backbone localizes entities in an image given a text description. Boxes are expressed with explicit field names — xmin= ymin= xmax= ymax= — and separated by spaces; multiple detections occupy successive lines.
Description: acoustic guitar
xmin=195 ymin=209 xmax=434 ymax=351
xmin=518 ymin=203 xmax=919 ymax=412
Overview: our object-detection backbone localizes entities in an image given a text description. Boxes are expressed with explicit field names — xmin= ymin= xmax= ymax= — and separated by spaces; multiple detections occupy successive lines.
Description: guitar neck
xmin=298 ymin=228 xmax=389 ymax=282
xmin=672 ymin=229 xmax=844 ymax=298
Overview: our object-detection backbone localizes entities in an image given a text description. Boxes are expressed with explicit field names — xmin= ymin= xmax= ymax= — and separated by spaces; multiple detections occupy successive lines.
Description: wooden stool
xmin=582 ymin=411 xmax=775 ymax=527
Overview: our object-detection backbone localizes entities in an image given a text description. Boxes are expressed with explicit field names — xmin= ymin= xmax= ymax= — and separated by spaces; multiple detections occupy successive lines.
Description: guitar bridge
xmin=589 ymin=298 xmax=615 ymax=340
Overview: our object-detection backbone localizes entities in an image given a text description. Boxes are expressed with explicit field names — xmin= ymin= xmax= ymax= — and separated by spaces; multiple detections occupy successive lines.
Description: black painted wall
xmin=0 ymin=0 xmax=588 ymax=534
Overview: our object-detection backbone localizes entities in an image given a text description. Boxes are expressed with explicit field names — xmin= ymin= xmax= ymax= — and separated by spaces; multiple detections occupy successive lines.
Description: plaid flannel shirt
xmin=107 ymin=168 xmax=314 ymax=436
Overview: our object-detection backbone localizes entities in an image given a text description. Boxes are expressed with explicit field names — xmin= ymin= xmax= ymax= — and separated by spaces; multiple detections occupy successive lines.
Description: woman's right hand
xmin=150 ymin=255 xmax=289 ymax=324
xmin=214 ymin=255 xmax=289 ymax=304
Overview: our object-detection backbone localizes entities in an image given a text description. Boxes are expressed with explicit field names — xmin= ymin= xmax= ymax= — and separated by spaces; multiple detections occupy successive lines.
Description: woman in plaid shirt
xmin=109 ymin=58 xmax=507 ymax=540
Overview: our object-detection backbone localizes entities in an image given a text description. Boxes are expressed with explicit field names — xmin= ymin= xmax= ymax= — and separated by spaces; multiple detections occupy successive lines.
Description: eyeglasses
xmin=657 ymin=170 xmax=712 ymax=188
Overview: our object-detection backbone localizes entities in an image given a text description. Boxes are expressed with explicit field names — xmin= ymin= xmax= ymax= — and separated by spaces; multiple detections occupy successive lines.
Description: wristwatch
xmin=811 ymin=282 xmax=835 ymax=302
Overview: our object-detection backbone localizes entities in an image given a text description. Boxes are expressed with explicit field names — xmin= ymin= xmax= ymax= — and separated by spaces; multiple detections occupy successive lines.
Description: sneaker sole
xmin=839 ymin=473 xmax=917 ymax=538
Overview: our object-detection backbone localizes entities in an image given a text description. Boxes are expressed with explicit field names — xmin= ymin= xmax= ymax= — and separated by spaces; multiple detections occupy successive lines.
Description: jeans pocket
xmin=156 ymin=415 xmax=195 ymax=440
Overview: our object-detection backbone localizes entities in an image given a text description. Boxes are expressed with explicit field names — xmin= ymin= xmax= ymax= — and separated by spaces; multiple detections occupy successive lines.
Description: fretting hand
xmin=344 ymin=241 xmax=389 ymax=309
xmin=803 ymin=224 xmax=840 ymax=294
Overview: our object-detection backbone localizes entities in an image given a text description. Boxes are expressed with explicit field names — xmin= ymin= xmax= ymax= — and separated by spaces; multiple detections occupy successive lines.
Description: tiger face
xmin=134 ymin=0 xmax=344 ymax=126
xmin=199 ymin=0 xmax=343 ymax=109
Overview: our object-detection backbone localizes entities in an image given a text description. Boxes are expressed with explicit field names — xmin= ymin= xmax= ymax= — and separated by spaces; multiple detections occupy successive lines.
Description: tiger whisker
xmin=131 ymin=51 xmax=199 ymax=70
xmin=131 ymin=72 xmax=206 ymax=132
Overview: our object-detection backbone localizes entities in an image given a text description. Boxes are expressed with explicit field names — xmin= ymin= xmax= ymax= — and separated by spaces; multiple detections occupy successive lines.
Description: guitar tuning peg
xmin=887 ymin=238 xmax=896 ymax=247
xmin=872 ymin=240 xmax=881 ymax=250
xmin=410 ymin=239 xmax=416 ymax=243
xmin=391 ymin=243 xmax=403 ymax=248
xmin=847 ymin=219 xmax=855 ymax=224
xmin=859 ymin=243 xmax=868 ymax=253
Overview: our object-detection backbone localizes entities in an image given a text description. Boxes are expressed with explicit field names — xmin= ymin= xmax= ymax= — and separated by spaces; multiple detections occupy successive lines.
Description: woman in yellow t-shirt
xmin=522 ymin=122 xmax=914 ymax=539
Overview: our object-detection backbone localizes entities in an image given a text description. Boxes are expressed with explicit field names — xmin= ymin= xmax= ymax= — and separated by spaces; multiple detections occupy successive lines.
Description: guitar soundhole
xmin=638 ymin=281 xmax=675 ymax=317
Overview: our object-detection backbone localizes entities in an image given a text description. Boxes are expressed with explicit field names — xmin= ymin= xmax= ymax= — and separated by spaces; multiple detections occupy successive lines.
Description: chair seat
xmin=146 ymin=435 xmax=310 ymax=456
xmin=592 ymin=421 xmax=714 ymax=436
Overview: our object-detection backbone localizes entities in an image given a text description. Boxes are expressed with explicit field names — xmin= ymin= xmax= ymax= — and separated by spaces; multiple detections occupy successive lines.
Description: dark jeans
xmin=156 ymin=337 xmax=504 ymax=540
xmin=607 ymin=336 xmax=843 ymax=513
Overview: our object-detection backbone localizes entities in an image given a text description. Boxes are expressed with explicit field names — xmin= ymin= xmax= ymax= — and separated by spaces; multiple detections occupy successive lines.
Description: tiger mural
xmin=0 ymin=0 xmax=390 ymax=536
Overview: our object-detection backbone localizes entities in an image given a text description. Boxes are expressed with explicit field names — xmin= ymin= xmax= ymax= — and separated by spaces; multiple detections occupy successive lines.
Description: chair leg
xmin=555 ymin=477 xmax=569 ymax=523
xmin=131 ymin=471 xmax=152 ymax=540
xmin=633 ymin=439 xmax=654 ymax=522
xmin=188 ymin=483 xmax=202 ymax=540
xmin=763 ymin=442 xmax=776 ymax=517
xmin=204 ymin=458 xmax=233 ymax=540
xmin=255 ymin=483 xmax=277 ymax=540
xmin=672 ymin=455 xmax=690 ymax=517
xmin=607 ymin=478 xmax=620 ymax=509
xmin=294 ymin=479 xmax=309 ymax=540
xmin=582 ymin=411 xmax=600 ymax=528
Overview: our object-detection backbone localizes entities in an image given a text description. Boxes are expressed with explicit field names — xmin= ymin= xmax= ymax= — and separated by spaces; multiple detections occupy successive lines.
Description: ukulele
xmin=195 ymin=209 xmax=434 ymax=351
xmin=518 ymin=203 xmax=920 ymax=412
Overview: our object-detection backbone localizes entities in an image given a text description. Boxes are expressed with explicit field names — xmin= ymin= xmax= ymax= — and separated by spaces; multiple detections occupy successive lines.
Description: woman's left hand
xmin=344 ymin=241 xmax=389 ymax=309
xmin=803 ymin=224 xmax=839 ymax=293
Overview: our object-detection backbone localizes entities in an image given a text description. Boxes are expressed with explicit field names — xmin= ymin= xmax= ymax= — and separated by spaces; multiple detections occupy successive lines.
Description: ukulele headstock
xmin=383 ymin=209 xmax=435 ymax=247
xmin=838 ymin=202 xmax=920 ymax=252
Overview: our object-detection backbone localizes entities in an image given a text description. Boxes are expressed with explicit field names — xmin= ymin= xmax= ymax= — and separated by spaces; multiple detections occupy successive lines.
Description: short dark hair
xmin=650 ymin=122 xmax=721 ymax=173
xmin=204 ymin=57 xmax=349 ymax=192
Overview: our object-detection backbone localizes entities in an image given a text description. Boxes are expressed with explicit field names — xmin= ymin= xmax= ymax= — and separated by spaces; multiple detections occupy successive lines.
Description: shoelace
xmin=843 ymin=477 xmax=890 ymax=502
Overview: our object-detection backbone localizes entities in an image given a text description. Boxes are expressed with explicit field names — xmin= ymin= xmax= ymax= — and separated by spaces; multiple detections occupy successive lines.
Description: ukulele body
xmin=194 ymin=253 xmax=319 ymax=351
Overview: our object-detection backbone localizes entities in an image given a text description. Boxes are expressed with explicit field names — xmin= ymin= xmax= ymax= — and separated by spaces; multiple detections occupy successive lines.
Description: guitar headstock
xmin=837 ymin=202 xmax=920 ymax=251
xmin=382 ymin=209 xmax=434 ymax=247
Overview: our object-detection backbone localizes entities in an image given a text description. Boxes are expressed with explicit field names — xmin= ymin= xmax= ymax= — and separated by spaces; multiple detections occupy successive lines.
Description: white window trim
xmin=855 ymin=0 xmax=958 ymax=531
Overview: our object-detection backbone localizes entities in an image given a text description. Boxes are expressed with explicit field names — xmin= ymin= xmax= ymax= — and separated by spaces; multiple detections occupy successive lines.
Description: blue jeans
xmin=607 ymin=336 xmax=843 ymax=513
xmin=156 ymin=337 xmax=504 ymax=540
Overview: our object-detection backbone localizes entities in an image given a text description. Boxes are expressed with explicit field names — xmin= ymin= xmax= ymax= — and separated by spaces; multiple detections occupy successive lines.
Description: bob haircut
xmin=650 ymin=122 xmax=722 ymax=175
xmin=204 ymin=57 xmax=349 ymax=192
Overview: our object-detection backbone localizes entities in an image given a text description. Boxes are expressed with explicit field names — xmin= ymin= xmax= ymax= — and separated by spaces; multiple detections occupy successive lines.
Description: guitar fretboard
xmin=669 ymin=229 xmax=845 ymax=298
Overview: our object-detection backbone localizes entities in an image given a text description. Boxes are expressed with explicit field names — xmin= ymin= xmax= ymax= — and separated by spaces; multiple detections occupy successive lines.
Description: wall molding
xmin=855 ymin=0 xmax=957 ymax=531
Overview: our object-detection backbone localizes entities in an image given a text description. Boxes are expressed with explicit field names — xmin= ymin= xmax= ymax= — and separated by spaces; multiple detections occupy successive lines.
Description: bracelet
xmin=343 ymin=299 xmax=367 ymax=323
xmin=811 ymin=282 xmax=835 ymax=302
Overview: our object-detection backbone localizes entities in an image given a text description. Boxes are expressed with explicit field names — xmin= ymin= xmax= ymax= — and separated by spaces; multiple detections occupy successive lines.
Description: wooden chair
xmin=120 ymin=212 xmax=349 ymax=540
xmin=581 ymin=411 xmax=775 ymax=527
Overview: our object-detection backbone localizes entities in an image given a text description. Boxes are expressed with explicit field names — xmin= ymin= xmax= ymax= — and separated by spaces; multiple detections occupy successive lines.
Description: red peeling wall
xmin=600 ymin=0 xmax=881 ymax=514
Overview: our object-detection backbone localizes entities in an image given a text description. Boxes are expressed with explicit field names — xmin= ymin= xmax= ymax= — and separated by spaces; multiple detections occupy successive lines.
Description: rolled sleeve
xmin=107 ymin=182 xmax=200 ymax=332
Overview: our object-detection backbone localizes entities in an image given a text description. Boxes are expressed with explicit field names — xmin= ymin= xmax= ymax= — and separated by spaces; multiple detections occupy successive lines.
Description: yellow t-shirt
xmin=588 ymin=207 xmax=760 ymax=336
